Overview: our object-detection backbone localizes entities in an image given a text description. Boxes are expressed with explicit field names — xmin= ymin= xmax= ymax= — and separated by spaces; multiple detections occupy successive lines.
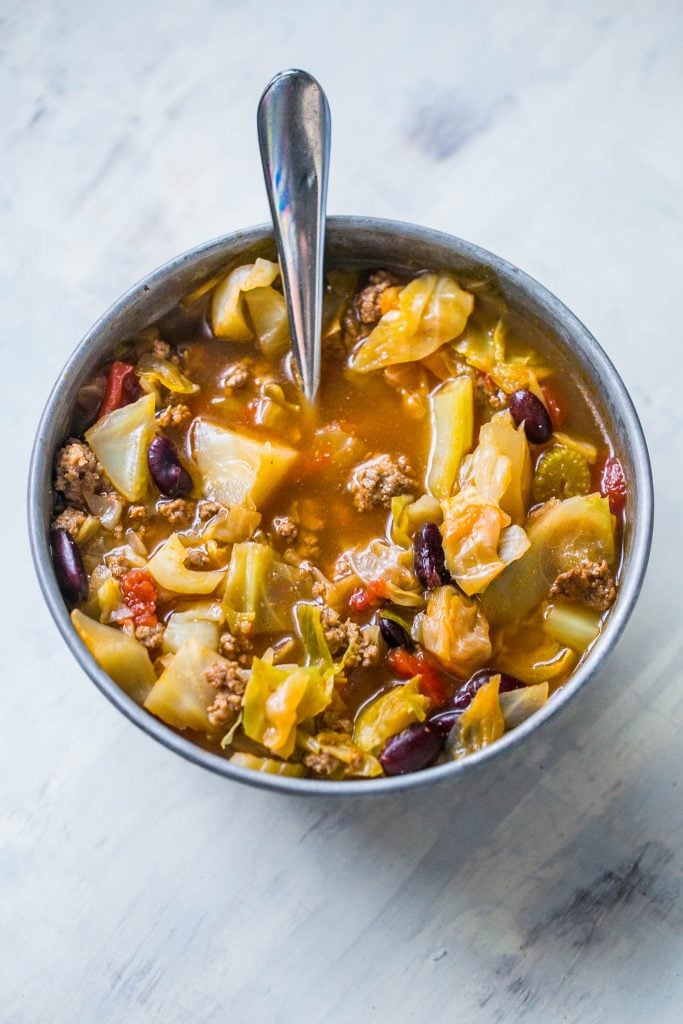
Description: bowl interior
xmin=29 ymin=217 xmax=653 ymax=795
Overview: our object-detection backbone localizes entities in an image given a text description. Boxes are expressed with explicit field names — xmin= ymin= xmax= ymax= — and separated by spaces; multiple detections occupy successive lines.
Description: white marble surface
xmin=2 ymin=2 xmax=682 ymax=1021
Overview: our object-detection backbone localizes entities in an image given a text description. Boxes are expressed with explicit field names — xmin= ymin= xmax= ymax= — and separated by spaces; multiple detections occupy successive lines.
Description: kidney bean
xmin=378 ymin=615 xmax=413 ymax=650
xmin=452 ymin=668 xmax=525 ymax=710
xmin=413 ymin=522 xmax=451 ymax=591
xmin=379 ymin=721 xmax=444 ymax=776
xmin=428 ymin=708 xmax=462 ymax=736
xmin=147 ymin=435 xmax=193 ymax=497
xmin=52 ymin=528 xmax=88 ymax=605
xmin=508 ymin=389 xmax=553 ymax=444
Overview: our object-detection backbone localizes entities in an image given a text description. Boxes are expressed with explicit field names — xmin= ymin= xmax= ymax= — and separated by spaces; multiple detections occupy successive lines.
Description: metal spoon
xmin=257 ymin=69 xmax=331 ymax=403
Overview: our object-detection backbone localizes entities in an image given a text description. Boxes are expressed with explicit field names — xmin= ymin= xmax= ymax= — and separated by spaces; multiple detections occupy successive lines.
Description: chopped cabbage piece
xmin=162 ymin=602 xmax=224 ymax=655
xmin=441 ymin=485 xmax=530 ymax=595
xmin=348 ymin=539 xmax=424 ymax=607
xmin=389 ymin=494 xmax=442 ymax=548
xmin=135 ymin=354 xmax=199 ymax=395
xmin=353 ymin=678 xmax=429 ymax=753
xmin=544 ymin=602 xmax=601 ymax=652
xmin=499 ymin=682 xmax=549 ymax=729
xmin=465 ymin=410 xmax=532 ymax=522
xmin=96 ymin=577 xmax=123 ymax=623
xmin=71 ymin=608 xmax=156 ymax=703
xmin=552 ymin=431 xmax=598 ymax=465
xmin=243 ymin=657 xmax=334 ymax=758
xmin=491 ymin=615 xmax=577 ymax=684
xmin=420 ymin=585 xmax=492 ymax=677
xmin=349 ymin=274 xmax=474 ymax=373
xmin=200 ymin=504 xmax=261 ymax=544
xmin=244 ymin=285 xmax=290 ymax=358
xmin=85 ymin=393 xmax=156 ymax=501
xmin=455 ymin=320 xmax=549 ymax=395
xmin=223 ymin=542 xmax=312 ymax=634
xmin=298 ymin=730 xmax=383 ymax=778
xmin=147 ymin=534 xmax=225 ymax=595
xmin=427 ymin=376 xmax=474 ymax=499
xmin=448 ymin=675 xmax=504 ymax=759
xmin=144 ymin=637 xmax=230 ymax=733
xmin=481 ymin=493 xmax=615 ymax=625
xmin=211 ymin=258 xmax=280 ymax=340
xmin=192 ymin=418 xmax=298 ymax=509
xmin=229 ymin=751 xmax=306 ymax=777
xmin=295 ymin=603 xmax=334 ymax=669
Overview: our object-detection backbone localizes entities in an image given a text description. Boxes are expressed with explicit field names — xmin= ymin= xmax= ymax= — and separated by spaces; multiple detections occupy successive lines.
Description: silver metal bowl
xmin=28 ymin=217 xmax=654 ymax=795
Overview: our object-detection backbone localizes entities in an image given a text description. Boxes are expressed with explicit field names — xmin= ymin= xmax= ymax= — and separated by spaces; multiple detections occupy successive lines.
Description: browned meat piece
xmin=53 ymin=506 xmax=87 ymax=539
xmin=271 ymin=516 xmax=298 ymax=541
xmin=303 ymin=751 xmax=340 ymax=777
xmin=183 ymin=548 xmax=211 ymax=570
xmin=152 ymin=338 xmax=171 ymax=360
xmin=134 ymin=623 xmax=165 ymax=650
xmin=223 ymin=359 xmax=251 ymax=392
xmin=204 ymin=658 xmax=250 ymax=726
xmin=156 ymin=403 xmax=191 ymax=428
xmin=320 ymin=607 xmax=380 ymax=668
xmin=319 ymin=707 xmax=354 ymax=735
xmin=127 ymin=505 xmax=148 ymax=521
xmin=550 ymin=559 xmax=616 ymax=612
xmin=348 ymin=453 xmax=416 ymax=511
xmin=106 ymin=552 xmax=138 ymax=578
xmin=356 ymin=271 xmax=401 ymax=326
xmin=157 ymin=498 xmax=193 ymax=525
xmin=54 ymin=440 xmax=103 ymax=508
xmin=218 ymin=632 xmax=254 ymax=665
xmin=197 ymin=500 xmax=222 ymax=521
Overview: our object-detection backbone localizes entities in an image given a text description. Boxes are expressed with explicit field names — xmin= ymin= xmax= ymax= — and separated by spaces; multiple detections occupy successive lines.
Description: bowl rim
xmin=28 ymin=215 xmax=654 ymax=796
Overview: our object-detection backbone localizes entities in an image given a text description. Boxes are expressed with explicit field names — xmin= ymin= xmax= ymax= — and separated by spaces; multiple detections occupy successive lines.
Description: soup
xmin=50 ymin=259 xmax=625 ymax=780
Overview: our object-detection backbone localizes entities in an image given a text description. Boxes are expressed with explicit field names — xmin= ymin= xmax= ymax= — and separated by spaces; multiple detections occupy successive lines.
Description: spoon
xmin=257 ymin=69 xmax=331 ymax=404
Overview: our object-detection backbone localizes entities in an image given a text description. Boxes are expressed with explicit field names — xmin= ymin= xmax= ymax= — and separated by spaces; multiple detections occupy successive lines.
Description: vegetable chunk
xmin=192 ymin=418 xmax=298 ymax=509
xmin=71 ymin=608 xmax=156 ymax=703
xmin=85 ymin=393 xmax=156 ymax=501
xmin=144 ymin=638 xmax=232 ymax=733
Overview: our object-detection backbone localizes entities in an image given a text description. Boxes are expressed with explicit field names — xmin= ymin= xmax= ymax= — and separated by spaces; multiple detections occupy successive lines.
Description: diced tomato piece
xmin=348 ymin=580 xmax=387 ymax=614
xmin=387 ymin=646 xmax=449 ymax=706
xmin=98 ymin=362 xmax=141 ymax=419
xmin=600 ymin=456 xmax=626 ymax=516
xmin=541 ymin=384 xmax=565 ymax=428
xmin=120 ymin=568 xmax=158 ymax=628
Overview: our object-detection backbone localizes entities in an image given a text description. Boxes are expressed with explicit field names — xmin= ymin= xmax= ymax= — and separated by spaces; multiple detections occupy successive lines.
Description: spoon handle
xmin=257 ymin=69 xmax=331 ymax=403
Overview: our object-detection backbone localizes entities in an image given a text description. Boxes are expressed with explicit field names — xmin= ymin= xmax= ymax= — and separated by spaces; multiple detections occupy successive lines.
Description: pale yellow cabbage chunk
xmin=136 ymin=354 xmax=199 ymax=395
xmin=244 ymin=285 xmax=289 ymax=357
xmin=162 ymin=601 xmax=224 ymax=655
xmin=192 ymin=418 xmax=298 ymax=509
xmin=229 ymin=752 xmax=306 ymax=777
xmin=243 ymin=657 xmax=334 ymax=759
xmin=353 ymin=678 xmax=429 ymax=754
xmin=390 ymin=494 xmax=443 ymax=548
xmin=348 ymin=539 xmax=424 ymax=607
xmin=464 ymin=410 xmax=532 ymax=522
xmin=491 ymin=614 xmax=577 ymax=684
xmin=449 ymin=676 xmax=504 ymax=759
xmin=441 ymin=485 xmax=530 ymax=595
xmin=144 ymin=637 xmax=229 ymax=733
xmin=427 ymin=375 xmax=474 ymax=499
xmin=349 ymin=274 xmax=474 ymax=373
xmin=223 ymin=542 xmax=312 ymax=634
xmin=211 ymin=258 xmax=280 ymax=340
xmin=499 ymin=682 xmax=549 ymax=729
xmin=71 ymin=608 xmax=156 ymax=703
xmin=482 ymin=493 xmax=615 ymax=626
xmin=146 ymin=533 xmax=225 ymax=595
xmin=298 ymin=731 xmax=383 ymax=778
xmin=420 ymin=585 xmax=492 ymax=677
xmin=85 ymin=393 xmax=156 ymax=501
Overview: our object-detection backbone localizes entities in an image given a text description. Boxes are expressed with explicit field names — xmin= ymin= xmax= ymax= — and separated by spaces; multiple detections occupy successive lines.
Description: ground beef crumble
xmin=272 ymin=516 xmax=298 ymax=541
xmin=303 ymin=751 xmax=340 ymax=777
xmin=134 ymin=623 xmax=165 ymax=650
xmin=156 ymin=403 xmax=191 ymax=428
xmin=53 ymin=506 xmax=86 ymax=538
xmin=223 ymin=359 xmax=251 ymax=392
xmin=549 ymin=559 xmax=616 ymax=612
xmin=348 ymin=453 xmax=416 ymax=511
xmin=54 ymin=440 xmax=104 ymax=508
xmin=356 ymin=271 xmax=401 ymax=325
xmin=127 ymin=505 xmax=149 ymax=521
xmin=197 ymin=500 xmax=222 ymax=521
xmin=106 ymin=552 xmax=137 ymax=578
xmin=157 ymin=498 xmax=193 ymax=525
xmin=204 ymin=659 xmax=250 ymax=726
xmin=183 ymin=548 xmax=211 ymax=570
xmin=320 ymin=607 xmax=380 ymax=668
xmin=219 ymin=632 xmax=254 ymax=665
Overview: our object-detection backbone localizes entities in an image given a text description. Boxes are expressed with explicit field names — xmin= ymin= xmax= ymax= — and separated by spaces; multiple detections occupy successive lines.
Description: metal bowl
xmin=28 ymin=217 xmax=654 ymax=795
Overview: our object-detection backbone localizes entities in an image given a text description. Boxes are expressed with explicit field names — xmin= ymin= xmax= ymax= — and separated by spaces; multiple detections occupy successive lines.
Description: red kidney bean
xmin=52 ymin=528 xmax=88 ymax=605
xmin=413 ymin=522 xmax=451 ymax=590
xmin=428 ymin=708 xmax=463 ymax=736
xmin=452 ymin=668 xmax=525 ymax=710
xmin=379 ymin=721 xmax=444 ymax=776
xmin=378 ymin=615 xmax=413 ymax=650
xmin=147 ymin=435 xmax=193 ymax=497
xmin=508 ymin=389 xmax=553 ymax=444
